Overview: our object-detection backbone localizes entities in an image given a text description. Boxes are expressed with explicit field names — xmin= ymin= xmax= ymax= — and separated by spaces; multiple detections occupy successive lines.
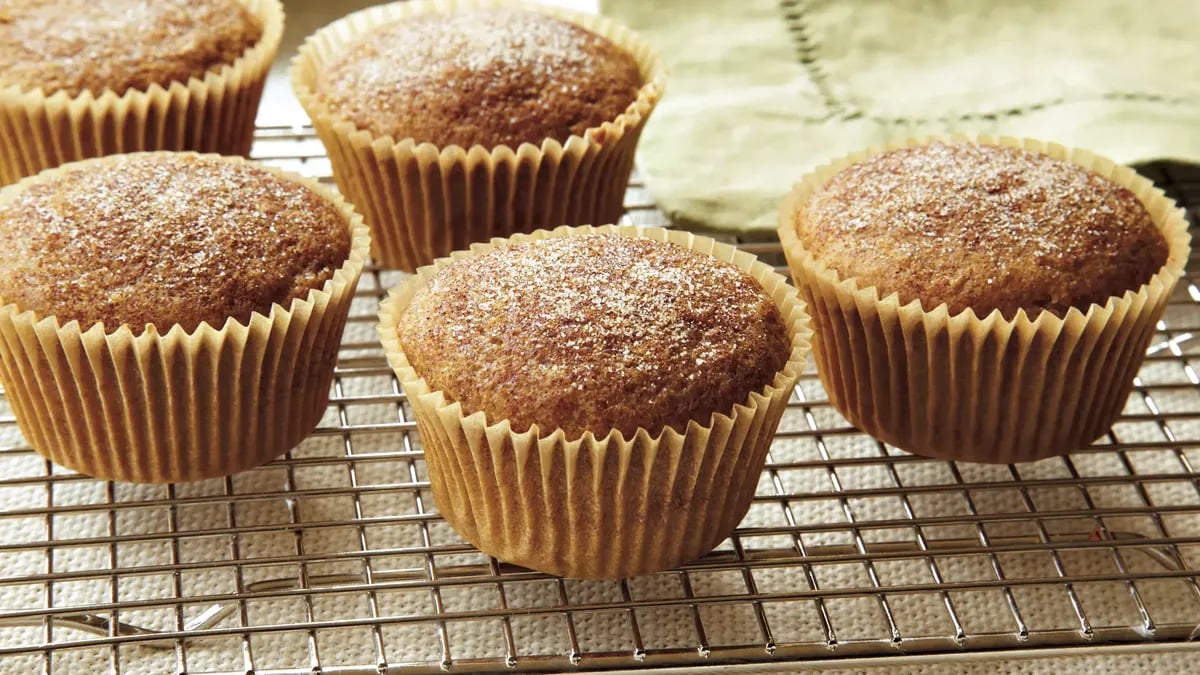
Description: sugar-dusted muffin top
xmin=0 ymin=153 xmax=351 ymax=332
xmin=794 ymin=141 xmax=1169 ymax=318
xmin=397 ymin=235 xmax=791 ymax=438
xmin=0 ymin=0 xmax=263 ymax=97
xmin=315 ymin=8 xmax=644 ymax=149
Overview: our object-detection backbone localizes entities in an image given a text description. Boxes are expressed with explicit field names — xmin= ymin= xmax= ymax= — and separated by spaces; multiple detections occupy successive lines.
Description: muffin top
xmin=794 ymin=142 xmax=1169 ymax=318
xmin=0 ymin=0 xmax=263 ymax=97
xmin=315 ymin=8 xmax=644 ymax=149
xmin=0 ymin=153 xmax=351 ymax=332
xmin=397 ymin=235 xmax=792 ymax=438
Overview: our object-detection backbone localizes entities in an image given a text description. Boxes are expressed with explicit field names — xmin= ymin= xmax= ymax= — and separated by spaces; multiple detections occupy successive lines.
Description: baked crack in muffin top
xmin=0 ymin=0 xmax=263 ymax=96
xmin=0 ymin=153 xmax=350 ymax=332
xmin=398 ymin=235 xmax=791 ymax=438
xmin=795 ymin=141 xmax=1168 ymax=318
xmin=315 ymin=8 xmax=644 ymax=148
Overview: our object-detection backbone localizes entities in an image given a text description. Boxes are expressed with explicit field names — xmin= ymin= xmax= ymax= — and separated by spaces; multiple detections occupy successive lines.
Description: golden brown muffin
xmin=0 ymin=0 xmax=264 ymax=97
xmin=0 ymin=153 xmax=351 ymax=332
xmin=780 ymin=136 xmax=1191 ymax=464
xmin=0 ymin=151 xmax=369 ymax=483
xmin=314 ymin=8 xmax=643 ymax=148
xmin=397 ymin=234 xmax=791 ymax=438
xmin=292 ymin=0 xmax=662 ymax=272
xmin=794 ymin=141 xmax=1169 ymax=319
xmin=380 ymin=225 xmax=809 ymax=579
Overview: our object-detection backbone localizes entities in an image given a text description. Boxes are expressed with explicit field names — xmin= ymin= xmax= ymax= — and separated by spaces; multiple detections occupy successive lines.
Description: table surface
xmin=1 ymin=2 xmax=1198 ymax=674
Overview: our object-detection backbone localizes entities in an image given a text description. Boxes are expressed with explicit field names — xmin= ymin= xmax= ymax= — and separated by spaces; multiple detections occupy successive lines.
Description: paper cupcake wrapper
xmin=378 ymin=225 xmax=811 ymax=579
xmin=779 ymin=134 xmax=1192 ymax=464
xmin=0 ymin=0 xmax=284 ymax=185
xmin=291 ymin=0 xmax=665 ymax=272
xmin=0 ymin=153 xmax=371 ymax=483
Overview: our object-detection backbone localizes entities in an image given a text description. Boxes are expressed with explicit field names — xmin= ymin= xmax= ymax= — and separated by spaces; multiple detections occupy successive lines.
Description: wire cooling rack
xmin=0 ymin=126 xmax=1199 ymax=675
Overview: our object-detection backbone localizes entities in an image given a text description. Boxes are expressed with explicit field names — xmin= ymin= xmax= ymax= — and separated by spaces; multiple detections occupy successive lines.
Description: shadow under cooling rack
xmin=0 ymin=126 xmax=1199 ymax=674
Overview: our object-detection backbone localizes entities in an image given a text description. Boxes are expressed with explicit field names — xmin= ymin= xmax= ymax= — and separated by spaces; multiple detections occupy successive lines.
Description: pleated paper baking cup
xmin=0 ymin=0 xmax=283 ymax=185
xmin=0 ymin=153 xmax=370 ymax=483
xmin=291 ymin=0 xmax=664 ymax=272
xmin=779 ymin=134 xmax=1191 ymax=464
xmin=378 ymin=225 xmax=810 ymax=579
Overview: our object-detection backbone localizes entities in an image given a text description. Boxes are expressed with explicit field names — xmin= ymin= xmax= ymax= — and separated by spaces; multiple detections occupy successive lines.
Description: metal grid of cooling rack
xmin=0 ymin=126 xmax=1199 ymax=674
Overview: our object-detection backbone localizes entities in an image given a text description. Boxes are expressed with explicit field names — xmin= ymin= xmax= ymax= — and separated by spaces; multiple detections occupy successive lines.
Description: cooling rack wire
xmin=0 ymin=125 xmax=1199 ymax=674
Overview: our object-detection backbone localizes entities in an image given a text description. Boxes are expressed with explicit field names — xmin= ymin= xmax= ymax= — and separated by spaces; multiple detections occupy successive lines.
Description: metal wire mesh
xmin=1 ymin=125 xmax=1199 ymax=674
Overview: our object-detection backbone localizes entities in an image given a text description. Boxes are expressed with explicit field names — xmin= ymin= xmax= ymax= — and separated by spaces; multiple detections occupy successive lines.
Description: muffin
xmin=292 ymin=0 xmax=664 ymax=271
xmin=0 ymin=0 xmax=283 ymax=185
xmin=0 ymin=152 xmax=370 ymax=483
xmin=779 ymin=135 xmax=1191 ymax=463
xmin=378 ymin=226 xmax=810 ymax=579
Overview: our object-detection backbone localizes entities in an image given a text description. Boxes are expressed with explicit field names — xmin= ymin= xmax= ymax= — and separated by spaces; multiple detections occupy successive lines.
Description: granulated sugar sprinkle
xmin=0 ymin=0 xmax=262 ymax=96
xmin=0 ymin=154 xmax=350 ymax=332
xmin=796 ymin=142 xmax=1168 ymax=317
xmin=397 ymin=235 xmax=791 ymax=437
xmin=316 ymin=8 xmax=643 ymax=148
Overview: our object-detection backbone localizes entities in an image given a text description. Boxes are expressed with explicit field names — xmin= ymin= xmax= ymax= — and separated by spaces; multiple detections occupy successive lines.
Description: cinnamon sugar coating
xmin=315 ymin=8 xmax=643 ymax=148
xmin=0 ymin=0 xmax=263 ymax=97
xmin=397 ymin=235 xmax=791 ymax=438
xmin=0 ymin=154 xmax=351 ymax=332
xmin=795 ymin=142 xmax=1169 ymax=318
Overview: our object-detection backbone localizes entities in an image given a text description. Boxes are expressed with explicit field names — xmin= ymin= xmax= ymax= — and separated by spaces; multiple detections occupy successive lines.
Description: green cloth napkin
xmin=603 ymin=0 xmax=1200 ymax=237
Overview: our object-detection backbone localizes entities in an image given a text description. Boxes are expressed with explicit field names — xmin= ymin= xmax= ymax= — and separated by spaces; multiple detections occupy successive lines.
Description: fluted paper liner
xmin=0 ymin=0 xmax=284 ymax=185
xmin=291 ymin=0 xmax=665 ymax=272
xmin=0 ymin=153 xmax=371 ymax=483
xmin=779 ymin=134 xmax=1192 ymax=464
xmin=378 ymin=225 xmax=811 ymax=579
